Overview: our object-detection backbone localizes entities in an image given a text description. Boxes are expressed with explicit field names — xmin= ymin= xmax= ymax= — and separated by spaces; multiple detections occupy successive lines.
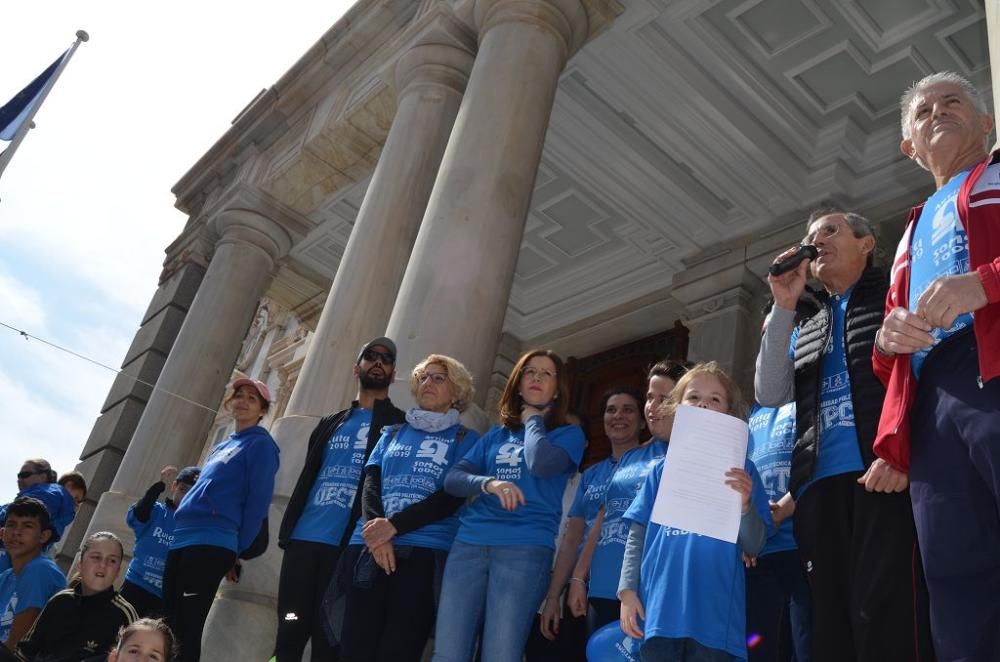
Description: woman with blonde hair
xmin=337 ymin=354 xmax=479 ymax=662
xmin=433 ymin=349 xmax=586 ymax=662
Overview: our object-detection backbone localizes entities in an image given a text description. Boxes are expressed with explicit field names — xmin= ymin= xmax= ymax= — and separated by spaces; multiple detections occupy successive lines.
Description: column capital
xmin=395 ymin=4 xmax=477 ymax=98
xmin=210 ymin=208 xmax=292 ymax=265
xmin=474 ymin=0 xmax=589 ymax=62
xmin=160 ymin=223 xmax=215 ymax=284
xmin=395 ymin=41 xmax=476 ymax=98
xmin=672 ymin=261 xmax=767 ymax=311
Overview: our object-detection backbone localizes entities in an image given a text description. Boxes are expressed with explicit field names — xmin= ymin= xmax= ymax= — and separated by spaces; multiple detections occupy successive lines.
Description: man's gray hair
xmin=806 ymin=208 xmax=874 ymax=239
xmin=900 ymin=71 xmax=988 ymax=139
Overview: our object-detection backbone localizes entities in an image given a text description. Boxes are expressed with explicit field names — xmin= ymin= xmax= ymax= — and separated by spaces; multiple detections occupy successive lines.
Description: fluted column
xmin=385 ymin=0 xmax=590 ymax=402
xmin=80 ymin=208 xmax=290 ymax=568
xmin=200 ymin=24 xmax=477 ymax=660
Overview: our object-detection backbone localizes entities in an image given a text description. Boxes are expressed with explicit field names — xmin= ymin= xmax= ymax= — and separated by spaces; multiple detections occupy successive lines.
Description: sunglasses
xmin=362 ymin=349 xmax=395 ymax=365
xmin=17 ymin=470 xmax=45 ymax=480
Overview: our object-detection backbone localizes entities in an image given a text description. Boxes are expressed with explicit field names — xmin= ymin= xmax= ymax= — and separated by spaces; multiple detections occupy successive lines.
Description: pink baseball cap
xmin=231 ymin=378 xmax=272 ymax=403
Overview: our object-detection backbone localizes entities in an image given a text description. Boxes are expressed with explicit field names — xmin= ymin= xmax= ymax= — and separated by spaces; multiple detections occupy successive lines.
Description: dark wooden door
xmin=566 ymin=322 xmax=688 ymax=469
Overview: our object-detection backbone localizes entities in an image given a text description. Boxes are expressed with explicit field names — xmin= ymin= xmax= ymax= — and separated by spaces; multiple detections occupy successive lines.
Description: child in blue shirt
xmin=0 ymin=497 xmax=65 ymax=652
xmin=541 ymin=387 xmax=664 ymax=641
xmin=619 ymin=362 xmax=771 ymax=661
xmin=121 ymin=465 xmax=200 ymax=617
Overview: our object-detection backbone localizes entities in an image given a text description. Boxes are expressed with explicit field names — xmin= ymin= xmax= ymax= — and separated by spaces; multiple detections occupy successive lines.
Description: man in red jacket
xmin=873 ymin=71 xmax=1000 ymax=660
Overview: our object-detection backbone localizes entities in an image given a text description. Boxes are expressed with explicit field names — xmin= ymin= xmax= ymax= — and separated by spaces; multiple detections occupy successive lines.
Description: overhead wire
xmin=0 ymin=320 xmax=224 ymax=416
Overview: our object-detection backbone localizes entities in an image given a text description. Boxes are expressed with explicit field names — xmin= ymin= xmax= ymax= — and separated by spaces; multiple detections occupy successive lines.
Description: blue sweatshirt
xmin=0 ymin=483 xmax=76 ymax=542
xmin=125 ymin=500 xmax=177 ymax=597
xmin=171 ymin=426 xmax=279 ymax=554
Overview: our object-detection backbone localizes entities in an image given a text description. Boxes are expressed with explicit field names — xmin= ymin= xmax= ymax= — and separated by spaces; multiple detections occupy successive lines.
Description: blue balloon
xmin=586 ymin=621 xmax=641 ymax=661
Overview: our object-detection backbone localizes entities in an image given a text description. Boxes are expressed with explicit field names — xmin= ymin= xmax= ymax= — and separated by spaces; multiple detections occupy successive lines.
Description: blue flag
xmin=0 ymin=51 xmax=68 ymax=141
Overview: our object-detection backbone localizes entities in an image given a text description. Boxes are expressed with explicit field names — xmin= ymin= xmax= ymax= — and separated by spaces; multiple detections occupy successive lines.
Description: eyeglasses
xmin=803 ymin=223 xmax=841 ymax=246
xmin=417 ymin=372 xmax=449 ymax=385
xmin=17 ymin=470 xmax=45 ymax=480
xmin=362 ymin=349 xmax=395 ymax=365
xmin=521 ymin=367 xmax=556 ymax=381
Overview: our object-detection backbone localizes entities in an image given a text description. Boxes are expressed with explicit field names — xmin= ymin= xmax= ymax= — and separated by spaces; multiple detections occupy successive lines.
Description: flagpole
xmin=0 ymin=30 xmax=89 ymax=181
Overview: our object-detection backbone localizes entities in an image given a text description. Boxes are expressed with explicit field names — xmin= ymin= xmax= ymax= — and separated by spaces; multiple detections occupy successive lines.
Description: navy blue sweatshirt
xmin=171 ymin=426 xmax=279 ymax=554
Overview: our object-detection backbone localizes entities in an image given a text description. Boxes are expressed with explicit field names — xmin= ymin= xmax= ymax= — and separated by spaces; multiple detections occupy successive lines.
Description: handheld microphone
xmin=769 ymin=245 xmax=818 ymax=277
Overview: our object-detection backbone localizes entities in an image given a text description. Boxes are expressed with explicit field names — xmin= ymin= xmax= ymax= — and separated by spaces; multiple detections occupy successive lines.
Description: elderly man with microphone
xmin=755 ymin=209 xmax=933 ymax=662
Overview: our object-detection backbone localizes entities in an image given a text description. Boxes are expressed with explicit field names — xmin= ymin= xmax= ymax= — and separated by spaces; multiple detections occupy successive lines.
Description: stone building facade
xmin=60 ymin=0 xmax=998 ymax=657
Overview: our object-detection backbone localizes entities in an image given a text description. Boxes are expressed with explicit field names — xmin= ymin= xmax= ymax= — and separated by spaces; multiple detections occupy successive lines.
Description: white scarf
xmin=406 ymin=407 xmax=461 ymax=432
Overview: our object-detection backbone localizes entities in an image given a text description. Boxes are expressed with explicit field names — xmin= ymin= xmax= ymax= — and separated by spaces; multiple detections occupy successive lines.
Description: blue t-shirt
xmin=747 ymin=403 xmax=797 ymax=556
xmin=292 ymin=409 xmax=374 ymax=545
xmin=125 ymin=502 xmax=176 ymax=597
xmin=584 ymin=441 xmax=667 ymax=600
xmin=791 ymin=292 xmax=864 ymax=496
xmin=623 ymin=459 xmax=770 ymax=660
xmin=348 ymin=423 xmax=479 ymax=550
xmin=569 ymin=457 xmax=616 ymax=537
xmin=454 ymin=423 xmax=586 ymax=549
xmin=0 ymin=555 xmax=65 ymax=642
xmin=909 ymin=167 xmax=975 ymax=377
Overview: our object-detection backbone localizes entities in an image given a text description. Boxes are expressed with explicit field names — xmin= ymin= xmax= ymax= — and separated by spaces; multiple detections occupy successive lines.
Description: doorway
xmin=566 ymin=321 xmax=688 ymax=468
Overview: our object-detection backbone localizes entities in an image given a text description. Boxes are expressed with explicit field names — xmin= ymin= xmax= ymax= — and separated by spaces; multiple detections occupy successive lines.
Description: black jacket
xmin=789 ymin=266 xmax=888 ymax=497
xmin=14 ymin=585 xmax=137 ymax=662
xmin=277 ymin=398 xmax=406 ymax=549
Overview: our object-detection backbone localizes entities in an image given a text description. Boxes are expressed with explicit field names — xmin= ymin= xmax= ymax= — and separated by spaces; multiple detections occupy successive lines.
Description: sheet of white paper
xmin=650 ymin=405 xmax=750 ymax=543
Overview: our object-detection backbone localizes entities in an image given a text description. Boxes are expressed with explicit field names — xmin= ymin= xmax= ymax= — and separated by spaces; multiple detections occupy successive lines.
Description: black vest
xmin=789 ymin=266 xmax=888 ymax=497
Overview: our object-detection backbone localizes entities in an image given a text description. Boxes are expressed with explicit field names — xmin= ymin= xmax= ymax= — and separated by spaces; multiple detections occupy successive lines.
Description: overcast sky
xmin=0 ymin=1 xmax=354 ymax=504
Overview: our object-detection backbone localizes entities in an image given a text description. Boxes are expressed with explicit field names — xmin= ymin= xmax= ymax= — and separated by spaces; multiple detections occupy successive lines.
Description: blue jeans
xmin=432 ymin=542 xmax=553 ymax=662
xmin=640 ymin=637 xmax=736 ymax=662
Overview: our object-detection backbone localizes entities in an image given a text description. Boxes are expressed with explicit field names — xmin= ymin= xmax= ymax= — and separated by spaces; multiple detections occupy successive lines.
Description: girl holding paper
xmin=544 ymin=362 xmax=690 ymax=641
xmin=618 ymin=362 xmax=772 ymax=661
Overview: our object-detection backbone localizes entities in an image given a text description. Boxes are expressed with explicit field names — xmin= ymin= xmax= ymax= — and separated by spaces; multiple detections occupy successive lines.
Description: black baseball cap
xmin=176 ymin=467 xmax=201 ymax=485
xmin=357 ymin=336 xmax=397 ymax=363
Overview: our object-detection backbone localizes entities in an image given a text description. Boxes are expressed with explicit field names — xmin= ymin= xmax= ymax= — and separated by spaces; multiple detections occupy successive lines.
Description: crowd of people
xmin=0 ymin=70 xmax=997 ymax=662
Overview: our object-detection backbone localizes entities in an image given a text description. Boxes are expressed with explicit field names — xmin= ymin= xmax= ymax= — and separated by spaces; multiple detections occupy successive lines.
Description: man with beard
xmin=273 ymin=337 xmax=406 ymax=661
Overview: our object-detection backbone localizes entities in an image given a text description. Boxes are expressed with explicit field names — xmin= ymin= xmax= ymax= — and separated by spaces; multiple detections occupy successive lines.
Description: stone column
xmin=282 ymin=22 xmax=476 ymax=421
xmin=55 ymin=255 xmax=207 ymax=570
xmin=80 ymin=208 xmax=290 ymax=563
xmin=988 ymin=2 xmax=1000 ymax=151
xmin=200 ymin=24 xmax=477 ymax=661
xmin=671 ymin=262 xmax=768 ymax=401
xmin=385 ymin=0 xmax=592 ymax=400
